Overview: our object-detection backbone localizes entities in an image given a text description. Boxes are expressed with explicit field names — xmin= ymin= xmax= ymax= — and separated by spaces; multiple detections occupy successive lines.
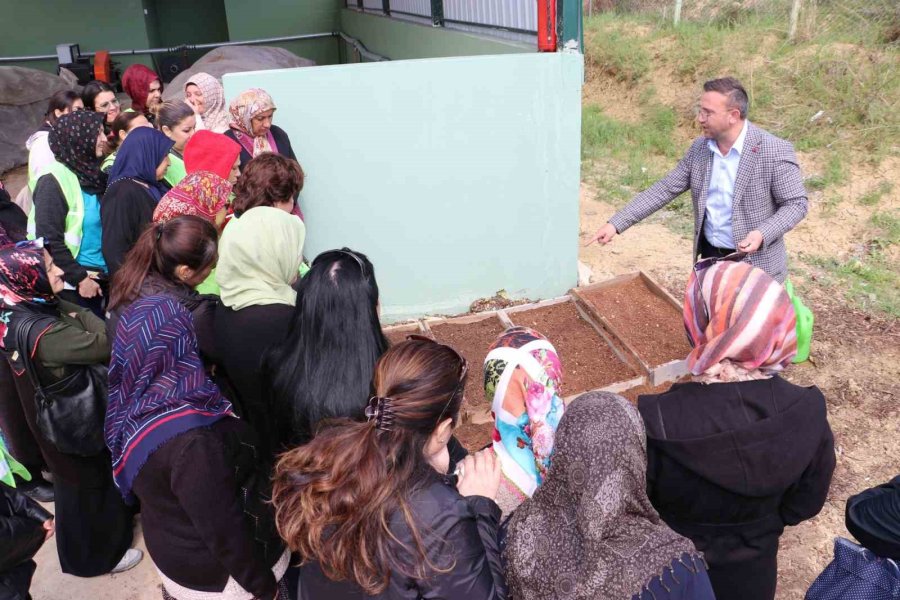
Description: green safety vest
xmin=27 ymin=161 xmax=84 ymax=259
xmin=163 ymin=152 xmax=186 ymax=188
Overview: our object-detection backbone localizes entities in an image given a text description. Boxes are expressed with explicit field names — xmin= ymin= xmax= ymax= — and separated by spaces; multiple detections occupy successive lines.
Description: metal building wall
xmin=344 ymin=0 xmax=537 ymax=45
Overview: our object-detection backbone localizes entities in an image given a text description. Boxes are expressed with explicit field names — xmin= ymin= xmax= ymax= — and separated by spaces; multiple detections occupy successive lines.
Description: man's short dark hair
xmin=703 ymin=77 xmax=749 ymax=119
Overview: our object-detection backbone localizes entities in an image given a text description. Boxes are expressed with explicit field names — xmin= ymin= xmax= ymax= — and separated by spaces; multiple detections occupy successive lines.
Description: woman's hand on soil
xmin=456 ymin=449 xmax=501 ymax=500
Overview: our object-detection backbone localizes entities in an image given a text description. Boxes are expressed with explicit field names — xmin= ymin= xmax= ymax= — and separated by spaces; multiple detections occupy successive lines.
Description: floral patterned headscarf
xmin=0 ymin=239 xmax=60 ymax=354
xmin=153 ymin=171 xmax=231 ymax=225
xmin=228 ymin=88 xmax=278 ymax=157
xmin=484 ymin=327 xmax=564 ymax=496
xmin=0 ymin=240 xmax=57 ymax=311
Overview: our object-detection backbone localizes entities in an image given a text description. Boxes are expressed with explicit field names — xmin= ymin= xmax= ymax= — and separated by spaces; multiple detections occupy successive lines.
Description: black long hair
xmin=81 ymin=80 xmax=115 ymax=113
xmin=264 ymin=248 xmax=388 ymax=445
xmin=45 ymin=90 xmax=82 ymax=126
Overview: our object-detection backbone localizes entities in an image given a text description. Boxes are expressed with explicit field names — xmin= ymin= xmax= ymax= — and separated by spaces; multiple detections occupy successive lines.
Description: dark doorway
xmin=145 ymin=0 xmax=230 ymax=81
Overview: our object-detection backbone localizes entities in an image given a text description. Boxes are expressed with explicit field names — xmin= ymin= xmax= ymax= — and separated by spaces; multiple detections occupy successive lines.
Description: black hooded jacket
xmin=846 ymin=475 xmax=900 ymax=560
xmin=639 ymin=376 xmax=834 ymax=534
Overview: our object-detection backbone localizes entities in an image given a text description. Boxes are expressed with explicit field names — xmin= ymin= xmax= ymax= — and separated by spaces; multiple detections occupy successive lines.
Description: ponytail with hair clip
xmin=365 ymin=396 xmax=395 ymax=431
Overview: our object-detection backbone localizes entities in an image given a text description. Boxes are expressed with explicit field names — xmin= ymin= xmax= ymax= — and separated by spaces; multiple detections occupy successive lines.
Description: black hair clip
xmin=365 ymin=396 xmax=395 ymax=431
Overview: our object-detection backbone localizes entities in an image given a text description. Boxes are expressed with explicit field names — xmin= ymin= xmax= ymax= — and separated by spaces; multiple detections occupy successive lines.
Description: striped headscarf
xmin=105 ymin=294 xmax=234 ymax=503
xmin=684 ymin=261 xmax=797 ymax=382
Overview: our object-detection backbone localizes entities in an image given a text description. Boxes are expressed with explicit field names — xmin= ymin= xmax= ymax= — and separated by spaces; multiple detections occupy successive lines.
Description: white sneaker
xmin=110 ymin=548 xmax=143 ymax=574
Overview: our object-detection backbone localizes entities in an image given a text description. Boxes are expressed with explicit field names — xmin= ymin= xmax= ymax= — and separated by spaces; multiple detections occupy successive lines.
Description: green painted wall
xmin=223 ymin=0 xmax=342 ymax=66
xmin=0 ymin=0 xmax=154 ymax=73
xmin=340 ymin=9 xmax=533 ymax=60
xmin=223 ymin=52 xmax=583 ymax=321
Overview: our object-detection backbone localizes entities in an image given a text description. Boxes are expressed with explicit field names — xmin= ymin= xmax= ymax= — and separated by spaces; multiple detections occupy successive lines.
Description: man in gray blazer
xmin=588 ymin=77 xmax=807 ymax=283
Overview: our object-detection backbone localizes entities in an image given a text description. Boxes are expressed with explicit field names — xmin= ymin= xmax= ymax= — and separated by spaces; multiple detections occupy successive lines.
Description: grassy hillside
xmin=580 ymin=3 xmax=900 ymax=315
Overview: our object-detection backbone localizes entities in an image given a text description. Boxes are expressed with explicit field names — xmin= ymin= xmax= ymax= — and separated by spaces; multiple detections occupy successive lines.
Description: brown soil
xmin=429 ymin=316 xmax=507 ymax=414
xmin=454 ymin=421 xmax=494 ymax=453
xmin=507 ymin=301 xmax=637 ymax=394
xmin=383 ymin=326 xmax=422 ymax=346
xmin=581 ymin=277 xmax=692 ymax=367
xmin=618 ymin=379 xmax=678 ymax=404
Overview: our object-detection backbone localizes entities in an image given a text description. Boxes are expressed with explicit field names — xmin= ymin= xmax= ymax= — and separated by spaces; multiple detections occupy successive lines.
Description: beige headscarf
xmin=184 ymin=72 xmax=230 ymax=134
xmin=216 ymin=207 xmax=305 ymax=310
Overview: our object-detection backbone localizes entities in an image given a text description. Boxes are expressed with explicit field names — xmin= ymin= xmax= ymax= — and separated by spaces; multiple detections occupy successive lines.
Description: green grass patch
xmin=582 ymin=104 xmax=678 ymax=163
xmin=805 ymin=153 xmax=848 ymax=191
xmin=802 ymin=209 xmax=900 ymax=317
xmin=584 ymin=15 xmax=651 ymax=83
xmin=807 ymin=254 xmax=900 ymax=317
xmin=762 ymin=47 xmax=900 ymax=154
xmin=858 ymin=182 xmax=894 ymax=206
xmin=869 ymin=211 xmax=900 ymax=248
xmin=582 ymin=104 xmax=680 ymax=207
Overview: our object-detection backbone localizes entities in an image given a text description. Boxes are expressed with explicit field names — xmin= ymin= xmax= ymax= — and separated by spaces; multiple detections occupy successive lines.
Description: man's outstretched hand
xmin=585 ymin=223 xmax=617 ymax=247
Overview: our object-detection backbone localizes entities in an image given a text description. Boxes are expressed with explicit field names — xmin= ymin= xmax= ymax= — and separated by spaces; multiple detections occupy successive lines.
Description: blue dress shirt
xmin=702 ymin=120 xmax=749 ymax=250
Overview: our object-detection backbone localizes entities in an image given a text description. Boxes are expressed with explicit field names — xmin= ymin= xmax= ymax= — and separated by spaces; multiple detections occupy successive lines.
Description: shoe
xmin=110 ymin=548 xmax=143 ymax=574
xmin=20 ymin=480 xmax=54 ymax=503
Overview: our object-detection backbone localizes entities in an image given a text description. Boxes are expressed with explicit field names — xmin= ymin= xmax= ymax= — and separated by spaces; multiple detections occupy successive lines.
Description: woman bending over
xmin=273 ymin=337 xmax=507 ymax=599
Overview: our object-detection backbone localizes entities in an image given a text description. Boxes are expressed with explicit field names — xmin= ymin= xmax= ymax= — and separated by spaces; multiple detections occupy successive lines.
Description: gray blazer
xmin=608 ymin=122 xmax=808 ymax=282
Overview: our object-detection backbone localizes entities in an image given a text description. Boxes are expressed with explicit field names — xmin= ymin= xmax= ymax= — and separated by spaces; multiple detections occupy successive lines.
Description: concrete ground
xmin=32 ymin=509 xmax=161 ymax=600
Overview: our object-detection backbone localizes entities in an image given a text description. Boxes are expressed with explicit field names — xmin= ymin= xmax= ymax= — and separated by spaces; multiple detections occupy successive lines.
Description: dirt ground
xmin=580 ymin=183 xmax=900 ymax=599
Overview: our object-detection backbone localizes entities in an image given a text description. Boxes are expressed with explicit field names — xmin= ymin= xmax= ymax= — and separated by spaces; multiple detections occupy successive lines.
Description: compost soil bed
xmin=430 ymin=316 xmax=507 ymax=411
xmin=618 ymin=380 xmax=680 ymax=404
xmin=581 ymin=277 xmax=691 ymax=367
xmin=507 ymin=301 xmax=636 ymax=393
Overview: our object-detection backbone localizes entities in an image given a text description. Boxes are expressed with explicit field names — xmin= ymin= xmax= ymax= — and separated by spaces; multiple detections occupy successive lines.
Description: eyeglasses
xmin=97 ymin=98 xmax=120 ymax=111
xmin=405 ymin=334 xmax=468 ymax=426
xmin=693 ymin=251 xmax=747 ymax=322
xmin=312 ymin=248 xmax=368 ymax=279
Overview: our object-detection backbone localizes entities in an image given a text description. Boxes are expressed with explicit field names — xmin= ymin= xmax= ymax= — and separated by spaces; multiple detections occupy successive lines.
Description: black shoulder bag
xmin=13 ymin=313 xmax=109 ymax=457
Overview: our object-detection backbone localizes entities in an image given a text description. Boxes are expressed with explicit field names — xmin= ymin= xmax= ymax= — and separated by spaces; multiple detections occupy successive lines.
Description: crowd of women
xmin=0 ymin=63 xmax=895 ymax=600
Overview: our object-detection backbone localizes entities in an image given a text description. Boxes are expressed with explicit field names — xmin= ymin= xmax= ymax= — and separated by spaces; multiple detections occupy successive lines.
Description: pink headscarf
xmin=684 ymin=261 xmax=797 ymax=382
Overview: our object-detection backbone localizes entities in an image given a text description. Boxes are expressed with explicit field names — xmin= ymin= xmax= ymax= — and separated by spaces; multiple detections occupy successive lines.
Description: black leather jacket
xmin=298 ymin=475 xmax=507 ymax=600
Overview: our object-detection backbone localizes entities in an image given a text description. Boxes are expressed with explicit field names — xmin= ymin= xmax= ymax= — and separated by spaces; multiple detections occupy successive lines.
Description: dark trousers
xmin=698 ymin=234 xmax=736 ymax=259
xmin=0 ymin=360 xmax=45 ymax=475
